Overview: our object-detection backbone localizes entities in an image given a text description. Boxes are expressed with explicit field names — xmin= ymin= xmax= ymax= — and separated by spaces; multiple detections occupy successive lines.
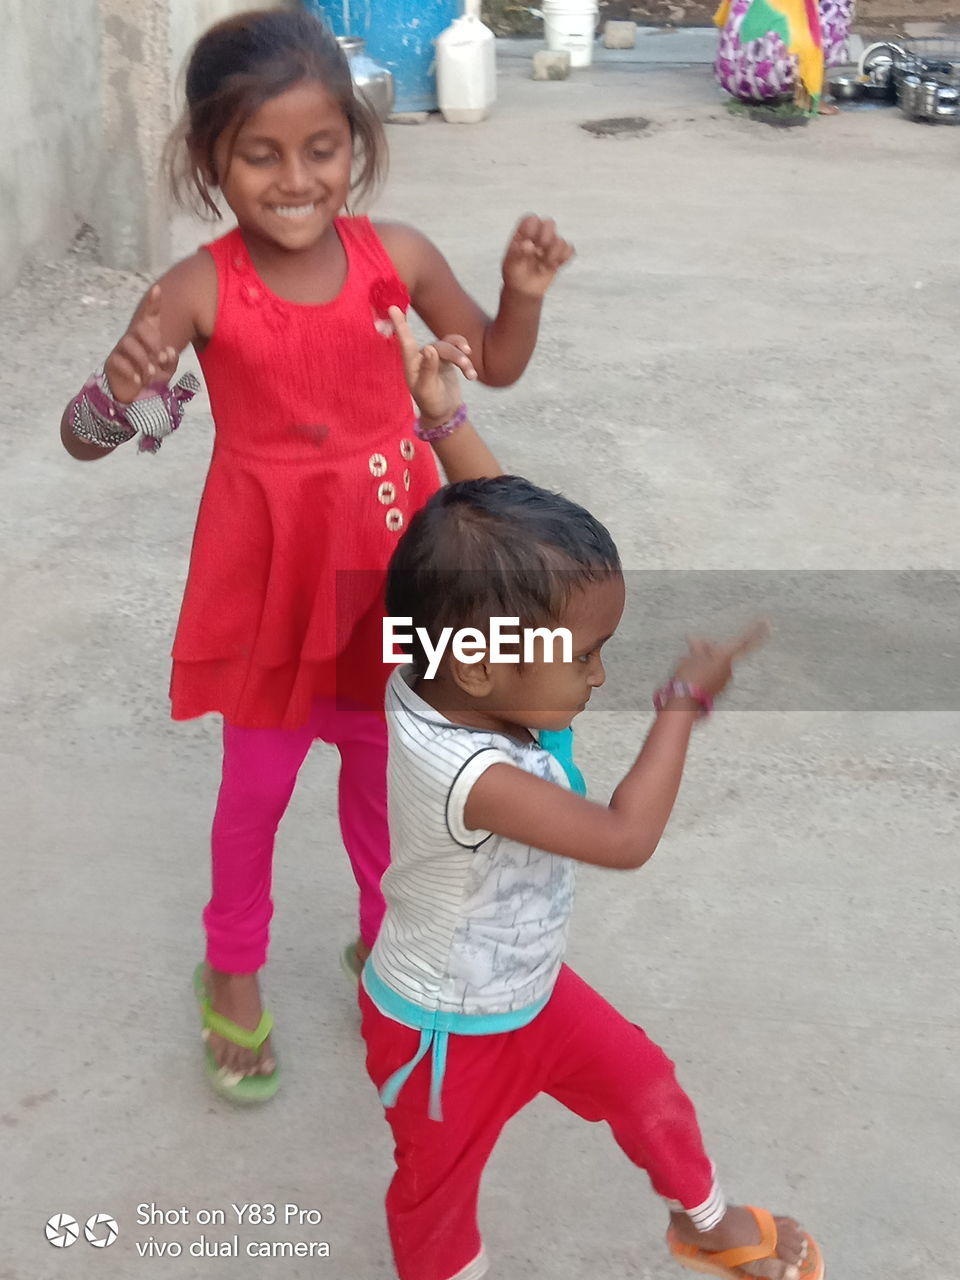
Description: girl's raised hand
xmin=501 ymin=215 xmax=575 ymax=299
xmin=389 ymin=306 xmax=478 ymax=426
xmin=105 ymin=285 xmax=180 ymax=404
xmin=672 ymin=620 xmax=770 ymax=701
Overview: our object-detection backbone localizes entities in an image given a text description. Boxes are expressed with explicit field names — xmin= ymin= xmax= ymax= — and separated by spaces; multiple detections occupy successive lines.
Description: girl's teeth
xmin=275 ymin=205 xmax=315 ymax=219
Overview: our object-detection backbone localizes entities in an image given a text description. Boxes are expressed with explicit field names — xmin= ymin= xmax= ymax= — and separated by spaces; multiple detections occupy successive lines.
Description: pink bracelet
xmin=652 ymin=680 xmax=713 ymax=719
xmin=414 ymin=402 xmax=468 ymax=443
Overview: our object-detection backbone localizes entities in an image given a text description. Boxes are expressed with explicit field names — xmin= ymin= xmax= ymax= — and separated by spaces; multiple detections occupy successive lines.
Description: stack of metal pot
xmin=868 ymin=37 xmax=960 ymax=123
xmin=899 ymin=75 xmax=959 ymax=121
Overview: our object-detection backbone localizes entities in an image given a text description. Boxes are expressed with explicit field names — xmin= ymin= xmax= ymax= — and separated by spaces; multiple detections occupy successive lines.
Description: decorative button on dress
xmin=170 ymin=219 xmax=439 ymax=729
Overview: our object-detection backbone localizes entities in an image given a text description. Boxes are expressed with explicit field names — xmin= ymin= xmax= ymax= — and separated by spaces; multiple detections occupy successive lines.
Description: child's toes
xmin=743 ymin=1260 xmax=795 ymax=1280
xmin=772 ymin=1217 xmax=806 ymax=1264
xmin=219 ymin=1041 xmax=238 ymax=1071
xmin=753 ymin=1217 xmax=809 ymax=1279
xmin=207 ymin=1032 xmax=250 ymax=1076
xmin=741 ymin=1218 xmax=806 ymax=1279
xmin=235 ymin=1048 xmax=261 ymax=1077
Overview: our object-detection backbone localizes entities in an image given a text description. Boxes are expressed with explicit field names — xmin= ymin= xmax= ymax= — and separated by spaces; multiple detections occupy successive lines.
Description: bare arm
xmin=431 ymin=421 xmax=501 ymax=483
xmin=463 ymin=624 xmax=769 ymax=870
xmin=464 ymin=704 xmax=700 ymax=871
xmin=388 ymin=306 xmax=501 ymax=482
xmin=59 ymin=251 xmax=216 ymax=462
xmin=378 ymin=219 xmax=573 ymax=388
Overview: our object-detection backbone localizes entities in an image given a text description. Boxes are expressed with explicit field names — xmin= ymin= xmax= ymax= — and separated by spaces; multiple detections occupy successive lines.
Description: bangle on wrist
xmin=67 ymin=368 xmax=138 ymax=450
xmin=414 ymin=402 xmax=468 ymax=444
xmin=67 ymin=366 xmax=201 ymax=454
xmin=652 ymin=680 xmax=713 ymax=719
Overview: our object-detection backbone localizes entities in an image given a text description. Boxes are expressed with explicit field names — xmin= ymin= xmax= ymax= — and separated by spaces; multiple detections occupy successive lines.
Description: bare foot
xmin=203 ymin=967 xmax=276 ymax=1078
xmin=355 ymin=938 xmax=371 ymax=967
xmin=670 ymin=1205 xmax=810 ymax=1280
xmin=818 ymin=100 xmax=840 ymax=115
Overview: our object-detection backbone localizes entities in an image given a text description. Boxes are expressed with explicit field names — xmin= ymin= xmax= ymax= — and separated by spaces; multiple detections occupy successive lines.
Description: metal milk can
xmin=337 ymin=36 xmax=395 ymax=121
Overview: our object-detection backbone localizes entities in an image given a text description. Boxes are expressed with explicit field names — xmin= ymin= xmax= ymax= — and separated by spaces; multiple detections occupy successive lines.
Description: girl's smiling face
xmin=213 ymin=79 xmax=354 ymax=250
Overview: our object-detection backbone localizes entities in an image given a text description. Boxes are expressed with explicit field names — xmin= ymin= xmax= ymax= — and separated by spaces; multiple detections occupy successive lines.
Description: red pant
xmin=360 ymin=966 xmax=719 ymax=1280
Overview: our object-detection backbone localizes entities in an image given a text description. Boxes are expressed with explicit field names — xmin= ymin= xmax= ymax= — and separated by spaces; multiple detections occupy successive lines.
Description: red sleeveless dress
xmin=169 ymin=219 xmax=440 ymax=729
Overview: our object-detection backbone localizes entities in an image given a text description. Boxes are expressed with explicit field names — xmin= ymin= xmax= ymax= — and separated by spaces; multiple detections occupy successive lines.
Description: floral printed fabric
xmin=715 ymin=0 xmax=854 ymax=102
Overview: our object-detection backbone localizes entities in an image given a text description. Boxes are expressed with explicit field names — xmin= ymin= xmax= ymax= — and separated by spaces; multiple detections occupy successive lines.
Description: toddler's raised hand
xmin=501 ymin=215 xmax=575 ymax=299
xmin=389 ymin=306 xmax=477 ymax=426
xmin=672 ymin=620 xmax=769 ymax=703
xmin=105 ymin=285 xmax=179 ymax=404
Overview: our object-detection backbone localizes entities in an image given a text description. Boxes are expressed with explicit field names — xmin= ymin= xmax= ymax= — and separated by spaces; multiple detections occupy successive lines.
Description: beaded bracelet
xmin=652 ymin=680 xmax=713 ymax=719
xmin=67 ymin=367 xmax=201 ymax=454
xmin=414 ymin=402 xmax=468 ymax=444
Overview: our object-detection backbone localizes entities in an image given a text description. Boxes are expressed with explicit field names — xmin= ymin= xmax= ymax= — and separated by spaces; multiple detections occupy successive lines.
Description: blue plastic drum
xmin=304 ymin=1 xmax=460 ymax=112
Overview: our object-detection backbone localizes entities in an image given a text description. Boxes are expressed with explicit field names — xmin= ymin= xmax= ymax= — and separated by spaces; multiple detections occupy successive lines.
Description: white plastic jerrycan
xmin=436 ymin=0 xmax=497 ymax=124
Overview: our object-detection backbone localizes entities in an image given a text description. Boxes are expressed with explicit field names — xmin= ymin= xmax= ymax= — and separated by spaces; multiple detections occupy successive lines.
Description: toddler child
xmin=360 ymin=474 xmax=822 ymax=1280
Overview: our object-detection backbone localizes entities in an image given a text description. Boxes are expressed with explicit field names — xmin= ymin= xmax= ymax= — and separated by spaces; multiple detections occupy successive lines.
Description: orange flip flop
xmin=667 ymin=1206 xmax=824 ymax=1280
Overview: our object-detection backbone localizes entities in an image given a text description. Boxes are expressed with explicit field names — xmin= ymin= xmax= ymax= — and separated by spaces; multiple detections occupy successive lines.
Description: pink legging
xmin=204 ymin=698 xmax=389 ymax=973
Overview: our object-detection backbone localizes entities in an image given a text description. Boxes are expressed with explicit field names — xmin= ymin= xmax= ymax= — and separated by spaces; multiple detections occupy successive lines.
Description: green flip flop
xmin=192 ymin=964 xmax=280 ymax=1104
xmin=340 ymin=942 xmax=364 ymax=984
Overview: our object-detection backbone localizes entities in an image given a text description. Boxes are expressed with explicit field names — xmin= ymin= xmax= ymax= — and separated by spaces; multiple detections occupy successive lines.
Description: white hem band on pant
xmin=666 ymin=1166 xmax=727 ymax=1232
xmin=446 ymin=1246 xmax=488 ymax=1280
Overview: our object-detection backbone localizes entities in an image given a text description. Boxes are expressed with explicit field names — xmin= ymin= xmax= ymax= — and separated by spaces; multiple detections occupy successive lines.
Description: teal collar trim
xmin=537 ymin=727 xmax=587 ymax=796
xmin=363 ymin=961 xmax=550 ymax=1121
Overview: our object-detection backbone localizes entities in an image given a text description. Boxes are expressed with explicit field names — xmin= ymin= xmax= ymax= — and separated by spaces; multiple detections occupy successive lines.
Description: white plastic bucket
xmin=541 ymin=0 xmax=598 ymax=68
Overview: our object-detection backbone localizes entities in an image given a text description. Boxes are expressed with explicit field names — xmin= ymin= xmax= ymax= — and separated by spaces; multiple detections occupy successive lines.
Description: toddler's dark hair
xmin=166 ymin=8 xmax=386 ymax=217
xmin=387 ymin=476 xmax=622 ymax=678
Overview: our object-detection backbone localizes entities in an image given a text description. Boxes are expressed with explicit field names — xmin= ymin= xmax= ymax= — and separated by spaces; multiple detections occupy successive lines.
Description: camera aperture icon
xmin=85 ymin=1213 xmax=119 ymax=1247
xmin=45 ymin=1214 xmax=80 ymax=1248
xmin=45 ymin=1212 xmax=119 ymax=1248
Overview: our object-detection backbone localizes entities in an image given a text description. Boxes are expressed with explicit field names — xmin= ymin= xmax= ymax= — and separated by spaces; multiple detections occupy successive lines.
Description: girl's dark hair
xmin=386 ymin=476 xmax=623 ymax=677
xmin=166 ymin=8 xmax=386 ymax=217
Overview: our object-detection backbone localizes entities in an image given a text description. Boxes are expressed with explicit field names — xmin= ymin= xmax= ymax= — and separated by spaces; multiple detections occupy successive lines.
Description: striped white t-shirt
xmin=370 ymin=665 xmax=577 ymax=1019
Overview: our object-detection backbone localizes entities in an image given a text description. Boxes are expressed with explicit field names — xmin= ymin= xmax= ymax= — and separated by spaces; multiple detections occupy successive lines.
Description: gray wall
xmin=0 ymin=0 xmax=102 ymax=294
xmin=95 ymin=0 xmax=173 ymax=276
xmin=1 ymin=0 xmax=290 ymax=294
xmin=170 ymin=0 xmax=274 ymax=79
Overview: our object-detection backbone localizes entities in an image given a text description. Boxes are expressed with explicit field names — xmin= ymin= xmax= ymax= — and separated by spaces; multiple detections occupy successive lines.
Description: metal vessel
xmin=894 ymin=36 xmax=960 ymax=121
xmin=337 ymin=36 xmax=395 ymax=121
xmin=311 ymin=1 xmax=461 ymax=113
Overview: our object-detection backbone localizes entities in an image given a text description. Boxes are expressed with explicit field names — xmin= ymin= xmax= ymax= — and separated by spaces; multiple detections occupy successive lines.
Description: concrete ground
xmin=3 ymin=39 xmax=959 ymax=1280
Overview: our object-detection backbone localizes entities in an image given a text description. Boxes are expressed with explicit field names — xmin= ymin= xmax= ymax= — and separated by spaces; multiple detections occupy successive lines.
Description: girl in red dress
xmin=59 ymin=8 xmax=573 ymax=1102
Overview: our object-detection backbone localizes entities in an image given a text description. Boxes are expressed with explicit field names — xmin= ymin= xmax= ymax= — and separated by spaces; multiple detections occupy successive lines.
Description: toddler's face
xmin=214 ymin=79 xmax=353 ymax=252
xmin=489 ymin=574 xmax=625 ymax=733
